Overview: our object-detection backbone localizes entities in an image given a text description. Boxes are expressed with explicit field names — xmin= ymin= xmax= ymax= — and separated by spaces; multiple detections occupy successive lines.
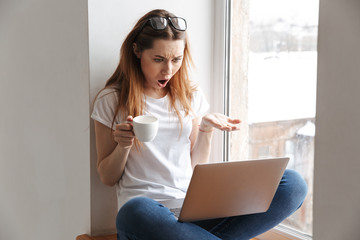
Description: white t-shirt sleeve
xmin=191 ymin=88 xmax=210 ymax=118
xmin=91 ymin=89 xmax=120 ymax=130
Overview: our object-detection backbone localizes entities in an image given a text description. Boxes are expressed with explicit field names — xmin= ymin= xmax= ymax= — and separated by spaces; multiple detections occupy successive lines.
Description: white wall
xmin=88 ymin=0 xmax=218 ymax=235
xmin=314 ymin=0 xmax=360 ymax=239
xmin=0 ymin=0 xmax=90 ymax=240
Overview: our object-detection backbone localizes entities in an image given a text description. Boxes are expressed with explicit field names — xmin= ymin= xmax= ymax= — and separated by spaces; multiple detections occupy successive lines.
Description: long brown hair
xmin=95 ymin=9 xmax=196 ymax=143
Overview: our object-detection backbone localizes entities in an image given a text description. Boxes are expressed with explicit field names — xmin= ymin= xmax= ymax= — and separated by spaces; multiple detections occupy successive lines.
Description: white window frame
xmin=209 ymin=0 xmax=231 ymax=163
xmin=212 ymin=0 xmax=313 ymax=239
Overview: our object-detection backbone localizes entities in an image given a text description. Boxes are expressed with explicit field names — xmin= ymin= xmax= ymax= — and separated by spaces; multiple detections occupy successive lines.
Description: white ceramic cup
xmin=132 ymin=115 xmax=159 ymax=142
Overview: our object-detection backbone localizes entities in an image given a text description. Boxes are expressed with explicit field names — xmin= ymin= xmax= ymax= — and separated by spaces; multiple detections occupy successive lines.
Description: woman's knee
xmin=116 ymin=197 xmax=174 ymax=231
xmin=116 ymin=197 xmax=154 ymax=230
xmin=281 ymin=169 xmax=308 ymax=206
xmin=116 ymin=197 xmax=180 ymax=239
xmin=120 ymin=197 xmax=157 ymax=215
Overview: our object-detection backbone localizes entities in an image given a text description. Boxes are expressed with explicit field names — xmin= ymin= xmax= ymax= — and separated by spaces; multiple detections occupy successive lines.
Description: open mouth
xmin=157 ymin=79 xmax=170 ymax=88
xmin=158 ymin=80 xmax=167 ymax=85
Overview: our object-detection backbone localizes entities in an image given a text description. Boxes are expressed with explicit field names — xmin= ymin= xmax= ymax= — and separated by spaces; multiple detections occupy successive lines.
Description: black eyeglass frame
xmin=135 ymin=16 xmax=187 ymax=40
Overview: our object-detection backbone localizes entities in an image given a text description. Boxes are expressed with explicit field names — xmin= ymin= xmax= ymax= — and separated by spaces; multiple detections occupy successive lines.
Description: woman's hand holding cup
xmin=114 ymin=116 xmax=135 ymax=148
xmin=114 ymin=115 xmax=159 ymax=148
xmin=132 ymin=115 xmax=159 ymax=142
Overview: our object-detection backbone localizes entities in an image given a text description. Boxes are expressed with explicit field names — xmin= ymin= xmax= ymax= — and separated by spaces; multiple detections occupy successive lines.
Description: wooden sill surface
xmin=76 ymin=234 xmax=117 ymax=240
xmin=76 ymin=234 xmax=258 ymax=240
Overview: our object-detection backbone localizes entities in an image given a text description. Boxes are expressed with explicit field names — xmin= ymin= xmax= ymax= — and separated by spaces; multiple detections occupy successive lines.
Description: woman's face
xmin=136 ymin=39 xmax=185 ymax=96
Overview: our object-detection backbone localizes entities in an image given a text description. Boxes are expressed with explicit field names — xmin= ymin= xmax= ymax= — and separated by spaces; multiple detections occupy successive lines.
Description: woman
xmin=92 ymin=9 xmax=307 ymax=240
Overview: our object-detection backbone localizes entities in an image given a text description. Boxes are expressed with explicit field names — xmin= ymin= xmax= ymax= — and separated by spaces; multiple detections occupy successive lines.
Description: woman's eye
xmin=173 ymin=58 xmax=182 ymax=63
xmin=154 ymin=58 xmax=163 ymax=62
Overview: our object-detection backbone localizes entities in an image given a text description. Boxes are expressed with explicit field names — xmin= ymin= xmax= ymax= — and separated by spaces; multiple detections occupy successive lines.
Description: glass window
xmin=228 ymin=0 xmax=319 ymax=236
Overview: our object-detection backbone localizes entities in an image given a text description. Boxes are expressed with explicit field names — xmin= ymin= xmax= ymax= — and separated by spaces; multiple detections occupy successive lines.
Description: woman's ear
xmin=133 ymin=43 xmax=141 ymax=58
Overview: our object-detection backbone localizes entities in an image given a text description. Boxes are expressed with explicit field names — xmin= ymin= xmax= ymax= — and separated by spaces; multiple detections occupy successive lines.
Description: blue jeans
xmin=116 ymin=169 xmax=308 ymax=240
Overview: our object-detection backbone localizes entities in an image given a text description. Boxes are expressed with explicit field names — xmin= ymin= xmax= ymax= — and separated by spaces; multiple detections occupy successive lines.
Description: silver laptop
xmin=159 ymin=157 xmax=289 ymax=222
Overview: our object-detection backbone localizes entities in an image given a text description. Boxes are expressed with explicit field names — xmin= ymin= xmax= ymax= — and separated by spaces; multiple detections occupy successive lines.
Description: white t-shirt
xmin=91 ymin=88 xmax=209 ymax=209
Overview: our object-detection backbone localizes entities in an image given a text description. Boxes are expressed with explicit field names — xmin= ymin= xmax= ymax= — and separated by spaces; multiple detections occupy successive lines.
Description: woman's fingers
xmin=114 ymin=116 xmax=135 ymax=147
xmin=202 ymin=113 xmax=241 ymax=132
xmin=113 ymin=130 xmax=135 ymax=147
xmin=126 ymin=115 xmax=133 ymax=122
xmin=228 ymin=118 xmax=241 ymax=124
xmin=113 ymin=129 xmax=134 ymax=138
xmin=116 ymin=122 xmax=133 ymax=131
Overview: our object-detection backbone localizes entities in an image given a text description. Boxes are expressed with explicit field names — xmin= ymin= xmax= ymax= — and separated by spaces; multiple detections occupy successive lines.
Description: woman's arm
xmin=190 ymin=113 xmax=241 ymax=168
xmin=94 ymin=116 xmax=135 ymax=186
xmin=190 ymin=117 xmax=213 ymax=168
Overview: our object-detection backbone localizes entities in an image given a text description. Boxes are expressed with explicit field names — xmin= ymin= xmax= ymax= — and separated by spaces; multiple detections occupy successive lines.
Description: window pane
xmin=230 ymin=0 xmax=319 ymax=236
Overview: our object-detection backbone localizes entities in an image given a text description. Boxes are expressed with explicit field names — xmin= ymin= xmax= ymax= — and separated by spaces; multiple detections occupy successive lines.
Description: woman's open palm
xmin=201 ymin=113 xmax=241 ymax=132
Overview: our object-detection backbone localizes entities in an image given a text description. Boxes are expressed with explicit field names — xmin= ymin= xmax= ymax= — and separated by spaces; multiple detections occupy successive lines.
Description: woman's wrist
xmin=198 ymin=123 xmax=214 ymax=133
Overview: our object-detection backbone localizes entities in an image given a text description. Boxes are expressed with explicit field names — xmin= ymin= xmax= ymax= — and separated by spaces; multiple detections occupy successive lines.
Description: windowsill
xmin=257 ymin=225 xmax=312 ymax=240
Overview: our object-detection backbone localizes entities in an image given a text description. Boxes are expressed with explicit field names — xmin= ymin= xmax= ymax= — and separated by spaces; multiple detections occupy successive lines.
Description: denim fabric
xmin=116 ymin=169 xmax=308 ymax=240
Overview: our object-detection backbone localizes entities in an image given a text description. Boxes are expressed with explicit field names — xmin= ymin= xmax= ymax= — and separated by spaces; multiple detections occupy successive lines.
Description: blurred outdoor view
xmin=247 ymin=0 xmax=318 ymax=235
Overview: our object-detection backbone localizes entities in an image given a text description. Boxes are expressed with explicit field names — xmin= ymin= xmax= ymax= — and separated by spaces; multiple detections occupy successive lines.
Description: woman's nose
xmin=161 ymin=61 xmax=172 ymax=75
